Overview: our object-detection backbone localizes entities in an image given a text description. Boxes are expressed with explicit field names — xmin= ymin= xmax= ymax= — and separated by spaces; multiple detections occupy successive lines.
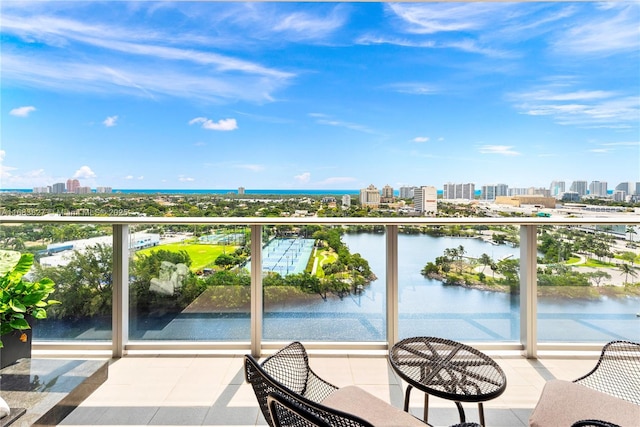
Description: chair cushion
xmin=322 ymin=385 xmax=425 ymax=427
xmin=529 ymin=380 xmax=640 ymax=427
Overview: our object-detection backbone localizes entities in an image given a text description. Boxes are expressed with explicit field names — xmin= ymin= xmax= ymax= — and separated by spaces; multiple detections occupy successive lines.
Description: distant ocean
xmin=2 ymin=188 xmax=461 ymax=196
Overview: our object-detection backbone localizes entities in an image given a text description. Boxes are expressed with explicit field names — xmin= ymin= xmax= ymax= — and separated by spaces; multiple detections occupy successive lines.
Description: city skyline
xmin=1 ymin=2 xmax=639 ymax=190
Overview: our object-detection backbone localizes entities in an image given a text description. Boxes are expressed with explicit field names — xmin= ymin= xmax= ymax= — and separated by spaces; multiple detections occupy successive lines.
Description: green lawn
xmin=136 ymin=243 xmax=238 ymax=272
xmin=582 ymin=258 xmax=615 ymax=268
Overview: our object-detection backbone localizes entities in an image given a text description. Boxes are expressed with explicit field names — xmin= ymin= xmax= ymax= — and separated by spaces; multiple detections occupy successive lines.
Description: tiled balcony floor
xmin=60 ymin=351 xmax=599 ymax=427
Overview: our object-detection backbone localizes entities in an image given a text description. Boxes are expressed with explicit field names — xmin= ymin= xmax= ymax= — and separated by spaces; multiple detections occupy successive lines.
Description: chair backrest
xmin=244 ymin=355 xmax=372 ymax=427
xmin=571 ymin=420 xmax=622 ymax=427
xmin=573 ymin=340 xmax=640 ymax=405
xmin=267 ymin=392 xmax=374 ymax=427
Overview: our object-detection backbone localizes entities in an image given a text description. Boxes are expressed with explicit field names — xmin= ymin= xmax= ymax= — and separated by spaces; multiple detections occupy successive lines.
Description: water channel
xmin=35 ymin=233 xmax=640 ymax=344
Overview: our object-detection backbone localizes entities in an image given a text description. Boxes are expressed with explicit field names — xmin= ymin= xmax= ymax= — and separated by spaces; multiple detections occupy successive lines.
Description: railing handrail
xmin=1 ymin=215 xmax=638 ymax=226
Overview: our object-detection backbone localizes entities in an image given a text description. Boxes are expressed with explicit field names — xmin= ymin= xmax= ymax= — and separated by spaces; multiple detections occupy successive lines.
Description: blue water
xmin=33 ymin=233 xmax=640 ymax=344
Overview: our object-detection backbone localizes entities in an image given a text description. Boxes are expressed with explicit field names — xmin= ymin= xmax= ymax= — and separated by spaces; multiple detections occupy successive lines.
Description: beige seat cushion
xmin=322 ymin=385 xmax=425 ymax=427
xmin=529 ymin=380 xmax=640 ymax=427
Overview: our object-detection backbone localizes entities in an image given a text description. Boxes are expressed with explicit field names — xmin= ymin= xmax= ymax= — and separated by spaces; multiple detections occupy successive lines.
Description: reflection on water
xmin=34 ymin=232 xmax=640 ymax=343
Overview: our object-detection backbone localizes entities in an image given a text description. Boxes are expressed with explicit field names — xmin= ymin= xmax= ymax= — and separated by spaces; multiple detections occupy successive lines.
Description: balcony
xmin=2 ymin=215 xmax=638 ymax=355
xmin=1 ymin=215 xmax=638 ymax=425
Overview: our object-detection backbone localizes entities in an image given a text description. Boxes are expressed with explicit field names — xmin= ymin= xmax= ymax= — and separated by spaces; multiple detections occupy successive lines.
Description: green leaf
xmin=9 ymin=317 xmax=30 ymax=330
xmin=32 ymin=307 xmax=47 ymax=320
xmin=9 ymin=299 xmax=26 ymax=313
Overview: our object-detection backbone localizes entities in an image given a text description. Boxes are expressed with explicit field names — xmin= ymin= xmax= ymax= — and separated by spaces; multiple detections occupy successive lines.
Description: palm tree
xmin=479 ymin=253 xmax=492 ymax=273
xmin=618 ymin=263 xmax=638 ymax=284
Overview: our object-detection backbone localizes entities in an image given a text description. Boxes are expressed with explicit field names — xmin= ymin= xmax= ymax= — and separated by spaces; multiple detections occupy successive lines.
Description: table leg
xmin=403 ymin=385 xmax=413 ymax=412
xmin=455 ymin=401 xmax=466 ymax=423
xmin=478 ymin=402 xmax=485 ymax=427
xmin=423 ymin=393 xmax=429 ymax=424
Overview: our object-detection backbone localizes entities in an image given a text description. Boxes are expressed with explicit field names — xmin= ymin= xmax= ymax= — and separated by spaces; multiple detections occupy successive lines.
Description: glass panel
xmin=129 ymin=224 xmax=251 ymax=341
xmin=0 ymin=222 xmax=114 ymax=342
xmin=537 ymin=224 xmax=640 ymax=343
xmin=398 ymin=224 xmax=521 ymax=342
xmin=263 ymin=225 xmax=386 ymax=342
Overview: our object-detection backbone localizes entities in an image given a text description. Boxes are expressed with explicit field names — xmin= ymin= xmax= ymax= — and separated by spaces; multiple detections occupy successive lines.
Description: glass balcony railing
xmin=1 ymin=216 xmax=638 ymax=358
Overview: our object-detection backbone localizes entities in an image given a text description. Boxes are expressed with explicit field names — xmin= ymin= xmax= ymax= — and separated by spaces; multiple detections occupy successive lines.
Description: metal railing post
xmin=250 ymin=225 xmax=263 ymax=357
xmin=112 ymin=224 xmax=129 ymax=358
xmin=520 ymin=225 xmax=537 ymax=359
xmin=386 ymin=225 xmax=399 ymax=347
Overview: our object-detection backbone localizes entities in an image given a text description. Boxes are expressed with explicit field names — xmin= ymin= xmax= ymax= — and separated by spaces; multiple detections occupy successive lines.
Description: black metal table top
xmin=389 ymin=337 xmax=507 ymax=403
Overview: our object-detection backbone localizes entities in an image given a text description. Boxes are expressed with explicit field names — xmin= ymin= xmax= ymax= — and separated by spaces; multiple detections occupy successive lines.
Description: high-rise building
xmin=495 ymin=184 xmax=508 ymax=197
xmin=341 ymin=195 xmax=351 ymax=209
xmin=96 ymin=187 xmax=112 ymax=193
xmin=570 ymin=180 xmax=588 ymax=196
xmin=76 ymin=186 xmax=92 ymax=194
xmin=482 ymin=185 xmax=495 ymax=200
xmin=359 ymin=184 xmax=380 ymax=208
xmin=443 ymin=182 xmax=475 ymax=200
xmin=399 ymin=186 xmax=417 ymax=199
xmin=66 ymin=179 xmax=80 ymax=193
xmin=238 ymin=187 xmax=245 ymax=195
xmin=613 ymin=191 xmax=626 ymax=202
xmin=549 ymin=181 xmax=565 ymax=197
xmin=615 ymin=182 xmax=640 ymax=196
xmin=381 ymin=184 xmax=394 ymax=203
xmin=414 ymin=186 xmax=437 ymax=214
xmin=32 ymin=187 xmax=50 ymax=193
xmin=52 ymin=182 xmax=66 ymax=194
xmin=589 ymin=181 xmax=608 ymax=197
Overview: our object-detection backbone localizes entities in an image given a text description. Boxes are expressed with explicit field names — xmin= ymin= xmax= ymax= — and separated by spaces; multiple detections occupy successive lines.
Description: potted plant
xmin=0 ymin=252 xmax=59 ymax=369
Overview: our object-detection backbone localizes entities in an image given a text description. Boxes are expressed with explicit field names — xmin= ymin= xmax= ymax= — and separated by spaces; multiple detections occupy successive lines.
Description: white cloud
xmin=294 ymin=172 xmax=311 ymax=183
xmin=103 ymin=115 xmax=118 ymax=127
xmin=0 ymin=150 xmax=5 ymax=162
xmin=178 ymin=176 xmax=195 ymax=182
xmin=312 ymin=114 xmax=374 ymax=134
xmin=552 ymin=5 xmax=640 ymax=56
xmin=510 ymin=84 xmax=640 ymax=128
xmin=10 ymin=106 xmax=36 ymax=117
xmin=479 ymin=145 xmax=521 ymax=156
xmin=235 ymin=164 xmax=264 ymax=172
xmin=189 ymin=117 xmax=238 ymax=131
xmin=387 ymin=83 xmax=439 ymax=96
xmin=413 ymin=136 xmax=429 ymax=143
xmin=73 ymin=165 xmax=97 ymax=179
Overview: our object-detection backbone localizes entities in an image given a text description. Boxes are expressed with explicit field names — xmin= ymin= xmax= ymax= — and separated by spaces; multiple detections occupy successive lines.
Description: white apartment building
xmin=381 ymin=185 xmax=394 ymax=202
xmin=550 ymin=181 xmax=565 ymax=197
xmin=96 ymin=187 xmax=113 ymax=193
xmin=342 ymin=195 xmax=351 ymax=209
xmin=399 ymin=186 xmax=417 ymax=199
xmin=359 ymin=184 xmax=380 ymax=208
xmin=570 ymin=180 xmax=588 ymax=196
xmin=414 ymin=186 xmax=437 ymax=214
xmin=589 ymin=181 xmax=608 ymax=197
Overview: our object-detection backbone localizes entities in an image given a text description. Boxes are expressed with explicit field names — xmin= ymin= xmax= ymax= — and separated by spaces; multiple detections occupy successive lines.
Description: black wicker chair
xmin=244 ymin=342 xmax=372 ymax=427
xmin=573 ymin=340 xmax=640 ymax=405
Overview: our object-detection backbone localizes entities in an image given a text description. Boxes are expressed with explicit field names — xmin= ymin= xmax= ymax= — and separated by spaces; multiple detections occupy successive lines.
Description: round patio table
xmin=388 ymin=337 xmax=507 ymax=427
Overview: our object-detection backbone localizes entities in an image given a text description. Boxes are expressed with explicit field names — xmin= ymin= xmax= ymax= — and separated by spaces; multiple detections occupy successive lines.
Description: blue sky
xmin=1 ymin=1 xmax=639 ymax=191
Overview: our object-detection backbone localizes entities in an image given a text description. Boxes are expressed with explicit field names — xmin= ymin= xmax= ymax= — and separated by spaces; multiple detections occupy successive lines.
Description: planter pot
xmin=0 ymin=327 xmax=33 ymax=370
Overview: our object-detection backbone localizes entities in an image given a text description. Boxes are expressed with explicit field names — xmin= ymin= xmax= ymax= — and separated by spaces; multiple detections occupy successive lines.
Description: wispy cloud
xmin=1 ymin=11 xmax=294 ymax=103
xmin=510 ymin=83 xmax=639 ymax=128
xmin=551 ymin=4 xmax=640 ymax=56
xmin=189 ymin=117 xmax=238 ymax=131
xmin=478 ymin=145 xmax=521 ymax=156
xmin=103 ymin=115 xmax=118 ymax=127
xmin=124 ymin=175 xmax=144 ymax=180
xmin=10 ymin=106 xmax=36 ymax=117
xmin=386 ymin=83 xmax=439 ymax=96
xmin=294 ymin=172 xmax=311 ymax=183
xmin=310 ymin=113 xmax=374 ymax=134
xmin=235 ymin=164 xmax=265 ymax=172
xmin=178 ymin=175 xmax=195 ymax=182
xmin=413 ymin=136 xmax=429 ymax=143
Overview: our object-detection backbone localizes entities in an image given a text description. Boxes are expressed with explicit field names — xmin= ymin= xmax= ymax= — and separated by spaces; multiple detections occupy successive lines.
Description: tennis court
xmin=245 ymin=238 xmax=315 ymax=276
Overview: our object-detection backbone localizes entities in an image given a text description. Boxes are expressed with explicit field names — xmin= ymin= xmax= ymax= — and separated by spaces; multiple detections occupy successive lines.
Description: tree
xmin=588 ymin=271 xmax=611 ymax=287
xmin=478 ymin=253 xmax=492 ymax=273
xmin=618 ymin=263 xmax=638 ymax=284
